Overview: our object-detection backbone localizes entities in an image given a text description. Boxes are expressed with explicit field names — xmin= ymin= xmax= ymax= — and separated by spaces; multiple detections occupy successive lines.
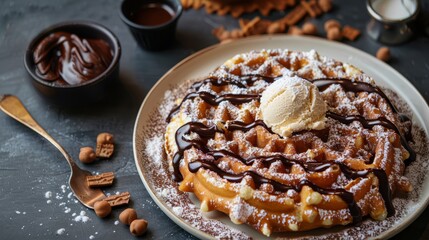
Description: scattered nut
xmin=267 ymin=22 xmax=285 ymax=34
xmin=219 ymin=31 xmax=230 ymax=41
xmin=130 ymin=219 xmax=148 ymax=236
xmin=79 ymin=147 xmax=96 ymax=164
xmin=324 ymin=19 xmax=341 ymax=32
xmin=376 ymin=47 xmax=391 ymax=62
xmin=288 ymin=26 xmax=303 ymax=35
xmin=229 ymin=29 xmax=243 ymax=39
xmin=318 ymin=0 xmax=332 ymax=13
xmin=327 ymin=27 xmax=342 ymax=41
xmin=119 ymin=208 xmax=138 ymax=225
xmin=94 ymin=200 xmax=111 ymax=218
xmin=302 ymin=22 xmax=318 ymax=35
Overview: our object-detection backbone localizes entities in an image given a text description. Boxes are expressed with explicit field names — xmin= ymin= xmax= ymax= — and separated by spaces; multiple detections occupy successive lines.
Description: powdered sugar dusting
xmin=56 ymin=228 xmax=66 ymax=235
xmin=73 ymin=211 xmax=90 ymax=223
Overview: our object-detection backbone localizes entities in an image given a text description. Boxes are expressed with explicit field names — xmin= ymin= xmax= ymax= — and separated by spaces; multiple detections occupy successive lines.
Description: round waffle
xmin=164 ymin=49 xmax=414 ymax=236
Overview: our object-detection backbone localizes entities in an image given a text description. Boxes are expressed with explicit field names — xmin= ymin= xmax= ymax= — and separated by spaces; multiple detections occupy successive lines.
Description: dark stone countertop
xmin=1 ymin=0 xmax=428 ymax=239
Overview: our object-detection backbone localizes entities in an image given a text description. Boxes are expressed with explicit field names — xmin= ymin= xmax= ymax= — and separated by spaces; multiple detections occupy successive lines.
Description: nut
xmin=267 ymin=22 xmax=285 ymax=34
xmin=302 ymin=22 xmax=318 ymax=35
xmin=324 ymin=19 xmax=341 ymax=32
xmin=318 ymin=0 xmax=332 ymax=13
xmin=130 ymin=219 xmax=148 ymax=236
xmin=97 ymin=132 xmax=114 ymax=145
xmin=376 ymin=47 xmax=391 ymax=62
xmin=229 ymin=29 xmax=243 ymax=39
xmin=94 ymin=200 xmax=111 ymax=218
xmin=119 ymin=208 xmax=138 ymax=225
xmin=327 ymin=27 xmax=342 ymax=41
xmin=288 ymin=26 xmax=303 ymax=35
xmin=79 ymin=147 xmax=96 ymax=164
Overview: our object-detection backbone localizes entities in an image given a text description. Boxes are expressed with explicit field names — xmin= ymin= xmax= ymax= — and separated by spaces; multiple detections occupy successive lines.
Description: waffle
xmin=164 ymin=49 xmax=414 ymax=236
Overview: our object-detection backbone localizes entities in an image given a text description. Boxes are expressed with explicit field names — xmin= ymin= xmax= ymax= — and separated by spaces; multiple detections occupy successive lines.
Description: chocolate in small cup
xmin=119 ymin=0 xmax=182 ymax=51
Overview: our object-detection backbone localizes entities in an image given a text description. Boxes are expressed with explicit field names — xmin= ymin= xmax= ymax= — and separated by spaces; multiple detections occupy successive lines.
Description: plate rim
xmin=133 ymin=35 xmax=429 ymax=239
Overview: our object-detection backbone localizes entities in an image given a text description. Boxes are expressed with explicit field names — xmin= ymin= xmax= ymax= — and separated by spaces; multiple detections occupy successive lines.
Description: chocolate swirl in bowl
xmin=33 ymin=32 xmax=113 ymax=86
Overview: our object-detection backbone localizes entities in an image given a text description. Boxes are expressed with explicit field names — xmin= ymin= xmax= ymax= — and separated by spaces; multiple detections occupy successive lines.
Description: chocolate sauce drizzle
xmin=327 ymin=112 xmax=415 ymax=164
xmin=172 ymin=122 xmax=218 ymax=181
xmin=170 ymin=75 xmax=411 ymax=123
xmin=166 ymin=92 xmax=260 ymax=122
xmin=312 ymin=78 xmax=413 ymax=144
xmin=168 ymin=75 xmax=414 ymax=162
xmin=312 ymin=79 xmax=399 ymax=116
xmin=188 ymin=160 xmax=363 ymax=223
xmin=167 ymin=74 xmax=415 ymax=223
xmin=171 ymin=120 xmax=271 ymax=181
xmin=173 ymin=120 xmax=394 ymax=222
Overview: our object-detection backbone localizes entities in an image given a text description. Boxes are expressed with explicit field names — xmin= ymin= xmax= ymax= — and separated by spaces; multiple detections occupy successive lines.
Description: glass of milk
xmin=367 ymin=0 xmax=420 ymax=44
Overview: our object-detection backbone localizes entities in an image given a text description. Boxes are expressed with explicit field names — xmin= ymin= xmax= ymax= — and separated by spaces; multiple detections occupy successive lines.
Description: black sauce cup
xmin=24 ymin=21 xmax=121 ymax=106
xmin=119 ymin=0 xmax=182 ymax=51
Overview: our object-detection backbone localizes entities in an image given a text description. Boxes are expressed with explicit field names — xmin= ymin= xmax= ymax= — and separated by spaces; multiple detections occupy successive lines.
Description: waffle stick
xmin=212 ymin=3 xmax=313 ymax=41
xmin=181 ymin=0 xmax=297 ymax=18
xmin=211 ymin=0 xmax=361 ymax=44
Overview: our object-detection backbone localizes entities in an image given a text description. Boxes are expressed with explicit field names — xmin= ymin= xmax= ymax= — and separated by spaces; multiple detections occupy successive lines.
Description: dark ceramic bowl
xmin=119 ymin=0 xmax=182 ymax=51
xmin=24 ymin=21 xmax=121 ymax=105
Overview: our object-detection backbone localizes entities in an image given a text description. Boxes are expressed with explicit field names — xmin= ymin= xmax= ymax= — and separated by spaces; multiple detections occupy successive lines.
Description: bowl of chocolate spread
xmin=24 ymin=21 xmax=121 ymax=105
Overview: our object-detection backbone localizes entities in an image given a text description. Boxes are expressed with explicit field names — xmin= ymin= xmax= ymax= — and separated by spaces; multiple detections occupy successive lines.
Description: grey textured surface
xmin=0 ymin=0 xmax=428 ymax=239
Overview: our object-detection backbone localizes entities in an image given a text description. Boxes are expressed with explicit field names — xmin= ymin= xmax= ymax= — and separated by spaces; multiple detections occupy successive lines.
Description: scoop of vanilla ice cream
xmin=260 ymin=75 xmax=327 ymax=137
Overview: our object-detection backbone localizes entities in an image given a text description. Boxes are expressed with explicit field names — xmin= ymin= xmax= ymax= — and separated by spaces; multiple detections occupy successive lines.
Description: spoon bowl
xmin=0 ymin=94 xmax=106 ymax=209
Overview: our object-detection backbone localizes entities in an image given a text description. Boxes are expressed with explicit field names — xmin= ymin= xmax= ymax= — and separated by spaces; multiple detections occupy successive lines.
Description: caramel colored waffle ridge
xmin=181 ymin=0 xmax=297 ymax=17
xmin=164 ymin=49 xmax=415 ymax=236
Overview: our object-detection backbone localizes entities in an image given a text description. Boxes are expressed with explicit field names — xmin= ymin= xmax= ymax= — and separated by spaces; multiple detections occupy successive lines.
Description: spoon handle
xmin=0 ymin=95 xmax=75 ymax=168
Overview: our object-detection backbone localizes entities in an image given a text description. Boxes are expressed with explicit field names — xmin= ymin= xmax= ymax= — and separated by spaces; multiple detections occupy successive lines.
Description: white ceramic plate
xmin=133 ymin=35 xmax=429 ymax=239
